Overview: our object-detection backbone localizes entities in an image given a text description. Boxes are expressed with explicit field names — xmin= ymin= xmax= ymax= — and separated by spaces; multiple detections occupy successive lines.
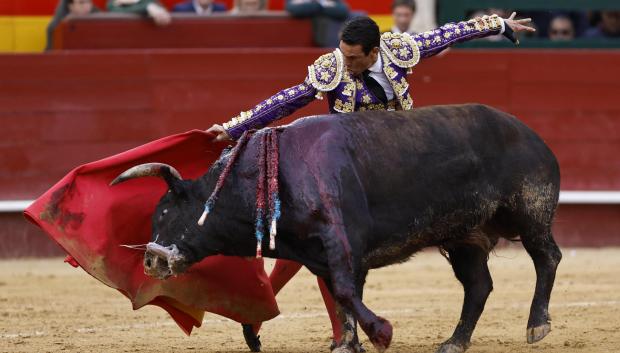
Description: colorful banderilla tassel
xmin=254 ymin=132 xmax=269 ymax=258
xmin=198 ymin=130 xmax=251 ymax=226
xmin=267 ymin=130 xmax=281 ymax=250
xmin=198 ymin=127 xmax=281 ymax=258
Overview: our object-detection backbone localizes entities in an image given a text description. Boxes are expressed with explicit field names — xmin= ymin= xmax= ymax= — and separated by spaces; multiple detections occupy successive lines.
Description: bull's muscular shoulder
xmin=380 ymin=32 xmax=421 ymax=69
xmin=307 ymin=49 xmax=344 ymax=92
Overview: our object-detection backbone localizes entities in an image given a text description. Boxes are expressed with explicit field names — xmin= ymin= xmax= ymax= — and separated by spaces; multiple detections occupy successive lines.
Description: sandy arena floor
xmin=1 ymin=247 xmax=619 ymax=353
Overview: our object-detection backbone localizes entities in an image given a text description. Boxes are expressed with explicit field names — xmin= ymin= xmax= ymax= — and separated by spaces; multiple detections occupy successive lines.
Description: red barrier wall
xmin=0 ymin=49 xmax=619 ymax=255
xmin=2 ymin=49 xmax=619 ymax=199
xmin=53 ymin=15 xmax=315 ymax=50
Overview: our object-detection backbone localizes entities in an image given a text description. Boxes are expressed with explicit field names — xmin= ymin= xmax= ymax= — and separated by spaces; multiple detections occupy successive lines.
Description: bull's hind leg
xmin=521 ymin=229 xmax=562 ymax=344
xmin=437 ymin=244 xmax=493 ymax=353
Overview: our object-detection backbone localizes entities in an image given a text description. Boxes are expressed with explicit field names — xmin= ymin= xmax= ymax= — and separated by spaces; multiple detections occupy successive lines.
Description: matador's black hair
xmin=340 ymin=17 xmax=381 ymax=55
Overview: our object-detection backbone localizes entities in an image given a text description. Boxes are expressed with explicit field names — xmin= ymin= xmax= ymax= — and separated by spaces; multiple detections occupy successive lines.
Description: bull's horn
xmin=110 ymin=163 xmax=183 ymax=186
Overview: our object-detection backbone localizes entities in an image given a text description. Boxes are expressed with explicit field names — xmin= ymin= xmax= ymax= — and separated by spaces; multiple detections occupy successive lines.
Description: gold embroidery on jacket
xmin=380 ymin=32 xmax=420 ymax=69
xmin=307 ymin=49 xmax=344 ymax=92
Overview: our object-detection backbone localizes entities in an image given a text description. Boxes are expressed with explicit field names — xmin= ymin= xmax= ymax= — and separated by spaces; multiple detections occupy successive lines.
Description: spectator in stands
xmin=285 ymin=0 xmax=352 ymax=48
xmin=68 ymin=0 xmax=97 ymax=16
xmin=391 ymin=0 xmax=416 ymax=34
xmin=230 ymin=0 xmax=267 ymax=13
xmin=584 ymin=11 xmax=620 ymax=38
xmin=46 ymin=0 xmax=100 ymax=50
xmin=107 ymin=0 xmax=172 ymax=26
xmin=548 ymin=16 xmax=575 ymax=41
xmin=285 ymin=0 xmax=349 ymax=21
xmin=407 ymin=0 xmax=436 ymax=33
xmin=173 ymin=0 xmax=227 ymax=14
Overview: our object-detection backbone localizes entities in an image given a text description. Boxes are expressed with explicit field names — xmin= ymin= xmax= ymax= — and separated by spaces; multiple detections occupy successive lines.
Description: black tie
xmin=362 ymin=70 xmax=388 ymax=104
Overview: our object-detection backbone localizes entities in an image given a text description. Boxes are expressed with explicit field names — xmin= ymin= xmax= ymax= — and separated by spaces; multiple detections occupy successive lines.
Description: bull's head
xmin=111 ymin=163 xmax=226 ymax=280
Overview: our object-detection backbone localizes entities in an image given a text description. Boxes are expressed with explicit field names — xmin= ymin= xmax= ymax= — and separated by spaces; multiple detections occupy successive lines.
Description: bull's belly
xmin=361 ymin=202 xmax=500 ymax=269
xmin=361 ymin=229 xmax=445 ymax=269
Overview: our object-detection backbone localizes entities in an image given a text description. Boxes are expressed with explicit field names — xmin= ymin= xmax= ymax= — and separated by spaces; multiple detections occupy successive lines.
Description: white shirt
xmin=367 ymin=54 xmax=395 ymax=101
xmin=391 ymin=26 xmax=411 ymax=35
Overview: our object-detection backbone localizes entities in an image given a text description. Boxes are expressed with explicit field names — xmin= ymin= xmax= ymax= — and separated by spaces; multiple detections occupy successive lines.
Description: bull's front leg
xmin=330 ymin=301 xmax=359 ymax=353
xmin=316 ymin=225 xmax=393 ymax=352
xmin=329 ymin=269 xmax=369 ymax=353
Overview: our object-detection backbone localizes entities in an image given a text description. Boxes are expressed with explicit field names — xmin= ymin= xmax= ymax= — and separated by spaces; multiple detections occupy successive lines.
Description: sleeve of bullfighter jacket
xmin=223 ymin=49 xmax=347 ymax=140
xmin=411 ymin=14 xmax=505 ymax=59
xmin=222 ymin=80 xmax=318 ymax=140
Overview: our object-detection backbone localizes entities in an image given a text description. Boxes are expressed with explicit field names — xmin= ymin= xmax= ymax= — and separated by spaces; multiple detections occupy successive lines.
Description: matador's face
xmin=339 ymin=41 xmax=379 ymax=76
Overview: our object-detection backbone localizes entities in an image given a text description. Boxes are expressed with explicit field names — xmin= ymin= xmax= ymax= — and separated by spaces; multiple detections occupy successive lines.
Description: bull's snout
xmin=143 ymin=250 xmax=172 ymax=279
xmin=143 ymin=242 xmax=187 ymax=280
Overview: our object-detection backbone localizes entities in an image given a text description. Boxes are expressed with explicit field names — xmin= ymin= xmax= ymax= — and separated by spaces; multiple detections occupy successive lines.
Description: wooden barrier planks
xmin=53 ymin=14 xmax=315 ymax=50
xmin=0 ymin=49 xmax=618 ymax=198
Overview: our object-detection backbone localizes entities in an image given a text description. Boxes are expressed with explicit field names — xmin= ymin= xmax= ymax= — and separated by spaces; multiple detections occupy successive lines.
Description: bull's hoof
xmin=242 ymin=324 xmax=261 ymax=352
xmin=527 ymin=323 xmax=551 ymax=344
xmin=435 ymin=343 xmax=468 ymax=353
xmin=355 ymin=343 xmax=366 ymax=353
xmin=332 ymin=346 xmax=355 ymax=353
xmin=362 ymin=316 xmax=392 ymax=353
xmin=330 ymin=340 xmax=365 ymax=353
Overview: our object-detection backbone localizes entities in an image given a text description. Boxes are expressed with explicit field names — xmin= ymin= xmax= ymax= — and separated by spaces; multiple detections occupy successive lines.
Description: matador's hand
xmin=206 ymin=124 xmax=232 ymax=142
xmin=503 ymin=12 xmax=536 ymax=44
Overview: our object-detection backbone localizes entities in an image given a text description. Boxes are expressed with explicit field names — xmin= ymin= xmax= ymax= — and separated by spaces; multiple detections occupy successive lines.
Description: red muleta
xmin=24 ymin=130 xmax=279 ymax=334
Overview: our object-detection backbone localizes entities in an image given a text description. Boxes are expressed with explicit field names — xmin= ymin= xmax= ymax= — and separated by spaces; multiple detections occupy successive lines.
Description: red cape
xmin=24 ymin=130 xmax=279 ymax=334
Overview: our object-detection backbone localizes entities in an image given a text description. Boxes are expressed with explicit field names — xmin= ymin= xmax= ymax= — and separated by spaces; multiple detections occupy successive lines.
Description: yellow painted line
xmin=0 ymin=17 xmax=15 ymax=51
xmin=370 ymin=14 xmax=393 ymax=33
xmin=0 ymin=16 xmax=50 ymax=53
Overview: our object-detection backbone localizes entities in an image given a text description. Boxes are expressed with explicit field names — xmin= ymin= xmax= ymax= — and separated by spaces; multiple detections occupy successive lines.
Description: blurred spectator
xmin=284 ymin=0 xmax=352 ymax=48
xmin=517 ymin=10 xmax=588 ymax=38
xmin=487 ymin=8 xmax=509 ymax=19
xmin=585 ymin=11 xmax=620 ymax=38
xmin=230 ymin=0 xmax=267 ymax=13
xmin=391 ymin=0 xmax=416 ymax=34
xmin=469 ymin=8 xmax=510 ymax=21
xmin=46 ymin=0 xmax=100 ymax=50
xmin=107 ymin=0 xmax=172 ymax=26
xmin=286 ymin=0 xmax=349 ymax=21
xmin=173 ymin=0 xmax=227 ymax=14
xmin=68 ymin=0 xmax=97 ymax=15
xmin=548 ymin=16 xmax=575 ymax=41
xmin=407 ymin=0 xmax=436 ymax=33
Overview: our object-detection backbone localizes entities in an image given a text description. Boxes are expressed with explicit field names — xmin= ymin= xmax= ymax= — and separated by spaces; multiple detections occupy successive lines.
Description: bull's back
xmin=280 ymin=104 xmax=559 ymax=235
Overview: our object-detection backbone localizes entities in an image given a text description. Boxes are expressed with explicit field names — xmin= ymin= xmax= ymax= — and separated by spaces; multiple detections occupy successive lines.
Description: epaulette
xmin=307 ymin=49 xmax=344 ymax=93
xmin=380 ymin=32 xmax=420 ymax=69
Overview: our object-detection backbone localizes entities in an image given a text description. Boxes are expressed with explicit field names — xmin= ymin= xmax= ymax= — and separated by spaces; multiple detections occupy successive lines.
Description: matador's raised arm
xmin=220 ymin=14 xmax=517 ymax=140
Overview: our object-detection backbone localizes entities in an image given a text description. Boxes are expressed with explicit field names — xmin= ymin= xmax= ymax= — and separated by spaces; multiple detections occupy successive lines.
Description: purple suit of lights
xmin=223 ymin=15 xmax=505 ymax=140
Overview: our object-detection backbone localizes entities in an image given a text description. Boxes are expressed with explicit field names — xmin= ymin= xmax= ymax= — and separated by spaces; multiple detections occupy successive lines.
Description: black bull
xmin=112 ymin=104 xmax=562 ymax=353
